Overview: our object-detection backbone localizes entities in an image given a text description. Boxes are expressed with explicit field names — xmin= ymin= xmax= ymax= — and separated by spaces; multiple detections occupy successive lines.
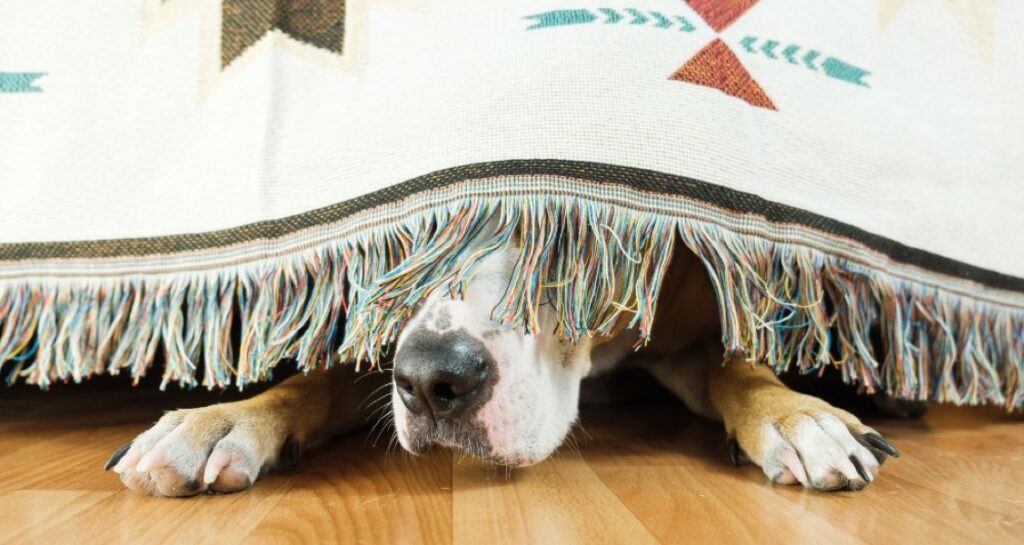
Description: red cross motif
xmin=670 ymin=0 xmax=776 ymax=110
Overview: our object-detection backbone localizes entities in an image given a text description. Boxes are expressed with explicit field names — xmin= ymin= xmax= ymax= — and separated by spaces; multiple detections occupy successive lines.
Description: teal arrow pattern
xmin=598 ymin=8 xmax=622 ymax=23
xmin=738 ymin=36 xmax=871 ymax=88
xmin=802 ymin=50 xmax=821 ymax=70
xmin=525 ymin=8 xmax=695 ymax=32
xmin=674 ymin=16 xmax=696 ymax=32
xmin=625 ymin=8 xmax=648 ymax=25
xmin=740 ymin=36 xmax=757 ymax=53
xmin=781 ymin=44 xmax=800 ymax=64
xmin=0 ymin=72 xmax=45 ymax=93
xmin=650 ymin=11 xmax=672 ymax=28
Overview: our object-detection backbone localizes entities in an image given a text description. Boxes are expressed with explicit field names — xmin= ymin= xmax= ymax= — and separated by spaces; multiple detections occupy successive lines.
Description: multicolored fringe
xmin=0 ymin=193 xmax=1021 ymax=409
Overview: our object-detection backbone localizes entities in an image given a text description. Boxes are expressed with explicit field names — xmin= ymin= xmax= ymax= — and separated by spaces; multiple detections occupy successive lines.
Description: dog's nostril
xmin=396 ymin=377 xmax=415 ymax=394
xmin=433 ymin=382 xmax=457 ymax=402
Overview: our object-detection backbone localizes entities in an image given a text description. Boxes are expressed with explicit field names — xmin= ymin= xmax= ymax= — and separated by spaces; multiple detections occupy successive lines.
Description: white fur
xmin=756 ymin=414 xmax=880 ymax=488
xmin=112 ymin=409 xmax=268 ymax=496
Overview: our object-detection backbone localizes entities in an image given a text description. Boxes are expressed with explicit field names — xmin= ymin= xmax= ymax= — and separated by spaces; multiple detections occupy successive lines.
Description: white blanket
xmin=1 ymin=1 xmax=1021 ymax=408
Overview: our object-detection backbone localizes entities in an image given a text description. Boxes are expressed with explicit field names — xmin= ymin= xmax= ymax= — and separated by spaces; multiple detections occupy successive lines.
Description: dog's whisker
xmin=568 ymin=421 xmax=589 ymax=456
xmin=573 ymin=420 xmax=593 ymax=442
xmin=370 ymin=411 xmax=395 ymax=448
xmin=366 ymin=390 xmax=394 ymax=411
xmin=366 ymin=395 xmax=393 ymax=418
xmin=358 ymin=384 xmax=394 ymax=412
xmin=366 ymin=395 xmax=389 ymax=413
xmin=366 ymin=418 xmax=385 ymax=447
xmin=367 ymin=380 xmax=394 ymax=397
xmin=366 ymin=405 xmax=395 ymax=447
xmin=385 ymin=429 xmax=401 ymax=457
xmin=364 ymin=405 xmax=392 ymax=434
xmin=380 ymin=414 xmax=397 ymax=448
xmin=562 ymin=431 xmax=580 ymax=457
xmin=367 ymin=404 xmax=389 ymax=420
xmin=354 ymin=368 xmax=392 ymax=384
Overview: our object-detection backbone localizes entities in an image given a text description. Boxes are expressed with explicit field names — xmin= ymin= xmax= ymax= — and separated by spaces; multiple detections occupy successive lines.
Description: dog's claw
xmin=104 ymin=442 xmax=132 ymax=471
xmin=863 ymin=433 xmax=899 ymax=458
xmin=849 ymin=455 xmax=870 ymax=482
xmin=280 ymin=436 xmax=301 ymax=471
xmin=727 ymin=437 xmax=743 ymax=467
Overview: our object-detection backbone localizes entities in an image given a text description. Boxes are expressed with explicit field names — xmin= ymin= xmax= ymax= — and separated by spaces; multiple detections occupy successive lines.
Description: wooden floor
xmin=0 ymin=377 xmax=1021 ymax=545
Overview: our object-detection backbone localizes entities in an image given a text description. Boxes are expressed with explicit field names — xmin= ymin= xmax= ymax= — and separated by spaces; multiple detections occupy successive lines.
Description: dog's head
xmin=390 ymin=245 xmax=596 ymax=466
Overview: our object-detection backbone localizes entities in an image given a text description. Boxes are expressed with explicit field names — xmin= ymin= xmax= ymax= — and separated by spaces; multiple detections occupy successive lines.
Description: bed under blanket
xmin=1 ymin=0 xmax=1022 ymax=409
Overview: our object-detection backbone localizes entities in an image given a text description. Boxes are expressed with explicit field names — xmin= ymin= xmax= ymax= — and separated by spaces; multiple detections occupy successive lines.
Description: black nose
xmin=393 ymin=329 xmax=492 ymax=419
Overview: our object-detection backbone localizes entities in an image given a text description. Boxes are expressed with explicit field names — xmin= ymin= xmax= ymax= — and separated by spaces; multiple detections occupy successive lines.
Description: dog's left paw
xmin=728 ymin=391 xmax=899 ymax=492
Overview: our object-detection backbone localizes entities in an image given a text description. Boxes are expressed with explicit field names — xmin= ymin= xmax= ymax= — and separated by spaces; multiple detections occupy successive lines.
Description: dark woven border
xmin=2 ymin=159 xmax=1021 ymax=292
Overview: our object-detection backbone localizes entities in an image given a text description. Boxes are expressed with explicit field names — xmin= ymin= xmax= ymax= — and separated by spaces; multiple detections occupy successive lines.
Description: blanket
xmin=1 ymin=0 xmax=1022 ymax=409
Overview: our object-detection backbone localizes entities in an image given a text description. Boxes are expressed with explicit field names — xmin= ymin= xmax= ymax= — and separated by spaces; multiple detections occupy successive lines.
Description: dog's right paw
xmin=106 ymin=405 xmax=299 ymax=497
xmin=724 ymin=388 xmax=898 ymax=492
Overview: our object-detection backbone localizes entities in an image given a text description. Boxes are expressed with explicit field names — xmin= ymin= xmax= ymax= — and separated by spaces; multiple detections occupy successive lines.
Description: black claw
xmin=856 ymin=437 xmax=888 ymax=464
xmin=849 ymin=455 xmax=871 ymax=483
xmin=863 ymin=433 xmax=899 ymax=458
xmin=104 ymin=442 xmax=132 ymax=471
xmin=727 ymin=437 xmax=742 ymax=467
xmin=867 ymin=446 xmax=888 ymax=465
xmin=280 ymin=436 xmax=301 ymax=471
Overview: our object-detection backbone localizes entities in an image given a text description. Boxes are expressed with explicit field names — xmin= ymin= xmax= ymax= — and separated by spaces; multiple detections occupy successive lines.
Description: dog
xmin=105 ymin=232 xmax=899 ymax=497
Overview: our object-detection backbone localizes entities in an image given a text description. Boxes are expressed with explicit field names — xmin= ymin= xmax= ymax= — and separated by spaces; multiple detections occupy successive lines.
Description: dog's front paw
xmin=105 ymin=405 xmax=299 ymax=497
xmin=729 ymin=392 xmax=898 ymax=492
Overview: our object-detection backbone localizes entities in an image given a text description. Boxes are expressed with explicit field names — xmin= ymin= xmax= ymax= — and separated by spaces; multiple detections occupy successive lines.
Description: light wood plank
xmin=0 ymin=382 xmax=1021 ymax=545
xmin=452 ymin=453 xmax=660 ymax=545
xmin=870 ymin=406 xmax=1024 ymax=517
xmin=13 ymin=478 xmax=295 ymax=545
xmin=0 ymin=427 xmax=136 ymax=491
xmin=590 ymin=464 xmax=867 ymax=545
xmin=242 ymin=436 xmax=453 ymax=545
xmin=0 ymin=490 xmax=113 ymax=544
